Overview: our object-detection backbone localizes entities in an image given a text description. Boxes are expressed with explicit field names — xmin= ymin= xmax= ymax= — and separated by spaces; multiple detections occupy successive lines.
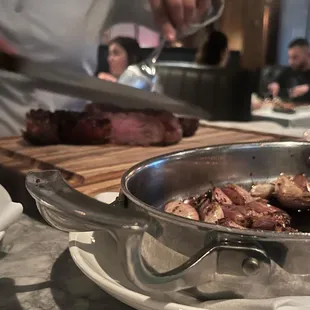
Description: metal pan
xmin=25 ymin=141 xmax=310 ymax=299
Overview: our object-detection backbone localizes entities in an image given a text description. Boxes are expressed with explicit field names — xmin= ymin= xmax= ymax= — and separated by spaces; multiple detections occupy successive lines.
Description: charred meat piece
xmin=275 ymin=175 xmax=310 ymax=209
xmin=213 ymin=187 xmax=232 ymax=205
xmin=165 ymin=176 xmax=304 ymax=232
xmin=221 ymin=205 xmax=249 ymax=228
xmin=246 ymin=200 xmax=291 ymax=229
xmin=293 ymin=174 xmax=309 ymax=192
xmin=25 ymin=105 xmax=187 ymax=147
xmin=250 ymin=183 xmax=275 ymax=200
xmin=251 ymin=217 xmax=285 ymax=232
xmin=24 ymin=109 xmax=59 ymax=145
xmin=246 ymin=200 xmax=289 ymax=217
xmin=217 ymin=218 xmax=245 ymax=230
xmin=178 ymin=118 xmax=199 ymax=137
xmin=57 ymin=111 xmax=111 ymax=145
xmin=221 ymin=184 xmax=253 ymax=205
xmin=164 ymin=200 xmax=199 ymax=221
xmin=199 ymin=201 xmax=224 ymax=223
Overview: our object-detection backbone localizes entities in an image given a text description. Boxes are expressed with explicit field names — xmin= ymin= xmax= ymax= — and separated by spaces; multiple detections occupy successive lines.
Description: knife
xmin=0 ymin=52 xmax=209 ymax=119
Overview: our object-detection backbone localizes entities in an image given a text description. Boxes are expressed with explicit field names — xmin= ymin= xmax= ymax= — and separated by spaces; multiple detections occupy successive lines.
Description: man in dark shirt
xmin=268 ymin=38 xmax=310 ymax=103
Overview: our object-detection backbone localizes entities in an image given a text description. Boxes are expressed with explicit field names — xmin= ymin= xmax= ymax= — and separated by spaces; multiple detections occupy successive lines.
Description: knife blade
xmin=0 ymin=52 xmax=209 ymax=119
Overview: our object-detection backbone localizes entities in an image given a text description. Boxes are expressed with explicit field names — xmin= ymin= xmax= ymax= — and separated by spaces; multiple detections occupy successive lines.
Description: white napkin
xmin=96 ymin=192 xmax=310 ymax=310
xmin=0 ymin=185 xmax=23 ymax=233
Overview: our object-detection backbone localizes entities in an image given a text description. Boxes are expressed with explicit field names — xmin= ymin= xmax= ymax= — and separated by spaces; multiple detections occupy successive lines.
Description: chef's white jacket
xmin=0 ymin=0 xmax=157 ymax=137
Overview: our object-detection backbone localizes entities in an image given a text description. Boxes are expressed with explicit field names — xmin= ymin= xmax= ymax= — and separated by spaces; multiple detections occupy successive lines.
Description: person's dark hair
xmin=108 ymin=36 xmax=141 ymax=65
xmin=288 ymin=38 xmax=309 ymax=49
xmin=196 ymin=31 xmax=228 ymax=66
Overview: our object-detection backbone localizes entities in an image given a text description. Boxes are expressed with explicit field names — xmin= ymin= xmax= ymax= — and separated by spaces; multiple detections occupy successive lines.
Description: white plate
xmin=69 ymin=230 xmax=205 ymax=310
xmin=69 ymin=192 xmax=202 ymax=310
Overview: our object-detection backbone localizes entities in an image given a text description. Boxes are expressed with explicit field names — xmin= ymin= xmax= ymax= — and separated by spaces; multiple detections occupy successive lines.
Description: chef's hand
xmin=0 ymin=38 xmax=16 ymax=54
xmin=149 ymin=0 xmax=211 ymax=41
xmin=267 ymin=82 xmax=280 ymax=97
xmin=289 ymin=84 xmax=310 ymax=98
xmin=97 ymin=72 xmax=117 ymax=83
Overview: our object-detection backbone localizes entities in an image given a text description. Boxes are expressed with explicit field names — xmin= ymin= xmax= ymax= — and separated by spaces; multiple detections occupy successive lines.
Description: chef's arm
xmin=105 ymin=1 xmax=158 ymax=33
xmin=106 ymin=0 xmax=216 ymax=40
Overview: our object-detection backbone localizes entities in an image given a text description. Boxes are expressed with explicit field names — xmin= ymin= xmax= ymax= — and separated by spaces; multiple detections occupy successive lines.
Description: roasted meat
xmin=23 ymin=109 xmax=59 ymax=145
xmin=217 ymin=218 xmax=245 ymax=229
xmin=164 ymin=200 xmax=199 ymax=221
xmin=199 ymin=201 xmax=224 ymax=223
xmin=213 ymin=187 xmax=232 ymax=205
xmin=86 ymin=104 xmax=183 ymax=146
xmin=221 ymin=184 xmax=253 ymax=205
xmin=275 ymin=175 xmax=310 ymax=209
xmin=221 ymin=205 xmax=249 ymax=227
xmin=178 ymin=118 xmax=199 ymax=137
xmin=163 ymin=175 xmax=307 ymax=232
xmin=24 ymin=110 xmax=111 ymax=145
xmin=107 ymin=111 xmax=182 ymax=146
xmin=24 ymin=105 xmax=191 ymax=146
xmin=57 ymin=111 xmax=111 ymax=145
xmin=250 ymin=183 xmax=275 ymax=200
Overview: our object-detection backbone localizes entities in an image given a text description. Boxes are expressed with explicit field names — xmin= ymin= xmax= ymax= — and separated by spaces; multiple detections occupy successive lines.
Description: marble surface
xmin=0 ymin=214 xmax=133 ymax=310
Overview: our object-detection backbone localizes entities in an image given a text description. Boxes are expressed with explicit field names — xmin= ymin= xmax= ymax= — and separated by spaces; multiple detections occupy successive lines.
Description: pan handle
xmin=26 ymin=170 xmax=271 ymax=293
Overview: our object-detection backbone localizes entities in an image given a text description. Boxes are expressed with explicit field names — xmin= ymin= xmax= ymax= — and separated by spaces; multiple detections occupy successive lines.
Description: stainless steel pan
xmin=25 ymin=141 xmax=310 ymax=299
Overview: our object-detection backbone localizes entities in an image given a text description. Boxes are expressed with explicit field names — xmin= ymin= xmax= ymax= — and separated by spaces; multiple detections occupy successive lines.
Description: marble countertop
xmin=0 ymin=214 xmax=133 ymax=310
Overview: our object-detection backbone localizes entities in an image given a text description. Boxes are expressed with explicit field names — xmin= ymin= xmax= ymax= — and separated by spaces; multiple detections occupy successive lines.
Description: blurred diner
xmin=195 ymin=30 xmax=229 ymax=67
xmin=268 ymin=38 xmax=310 ymax=104
xmin=97 ymin=36 xmax=141 ymax=82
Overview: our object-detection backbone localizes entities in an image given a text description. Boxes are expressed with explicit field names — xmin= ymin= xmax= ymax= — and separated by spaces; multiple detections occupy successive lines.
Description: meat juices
xmin=164 ymin=174 xmax=309 ymax=232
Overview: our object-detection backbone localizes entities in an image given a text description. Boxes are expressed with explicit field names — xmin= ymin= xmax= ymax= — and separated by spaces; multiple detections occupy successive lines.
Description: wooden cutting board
xmin=0 ymin=126 xmax=292 ymax=196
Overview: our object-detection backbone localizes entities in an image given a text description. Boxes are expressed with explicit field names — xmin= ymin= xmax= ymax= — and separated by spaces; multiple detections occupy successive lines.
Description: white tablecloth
xmin=252 ymin=106 xmax=310 ymax=128
xmin=200 ymin=120 xmax=307 ymax=139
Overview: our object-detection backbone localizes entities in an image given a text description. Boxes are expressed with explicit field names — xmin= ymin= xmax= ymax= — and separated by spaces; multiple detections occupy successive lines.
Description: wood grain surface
xmin=0 ymin=126 xmax=292 ymax=196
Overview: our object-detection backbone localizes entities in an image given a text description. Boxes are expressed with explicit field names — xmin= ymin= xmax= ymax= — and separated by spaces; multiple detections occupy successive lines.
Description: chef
xmin=0 ymin=0 xmax=211 ymax=137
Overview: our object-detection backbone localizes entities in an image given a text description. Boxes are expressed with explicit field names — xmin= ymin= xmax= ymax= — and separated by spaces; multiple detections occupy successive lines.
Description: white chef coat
xmin=0 ymin=0 xmax=157 ymax=137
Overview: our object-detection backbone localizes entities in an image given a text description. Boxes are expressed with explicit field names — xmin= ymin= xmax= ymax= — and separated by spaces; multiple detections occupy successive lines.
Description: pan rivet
xmin=242 ymin=258 xmax=260 ymax=276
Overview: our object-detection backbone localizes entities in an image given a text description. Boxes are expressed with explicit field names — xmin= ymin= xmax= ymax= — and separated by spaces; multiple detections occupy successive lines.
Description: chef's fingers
xmin=150 ymin=0 xmax=213 ymax=41
xmin=98 ymin=72 xmax=117 ymax=83
xmin=149 ymin=0 xmax=177 ymax=41
xmin=0 ymin=38 xmax=16 ymax=55
xmin=165 ymin=0 xmax=185 ymax=28
xmin=197 ymin=0 xmax=211 ymax=17
xmin=182 ymin=0 xmax=196 ymax=25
